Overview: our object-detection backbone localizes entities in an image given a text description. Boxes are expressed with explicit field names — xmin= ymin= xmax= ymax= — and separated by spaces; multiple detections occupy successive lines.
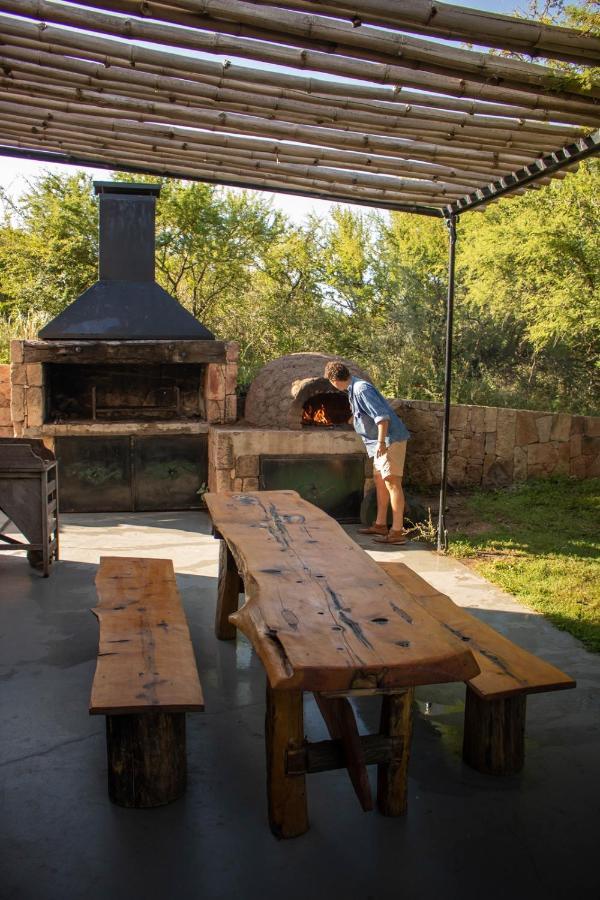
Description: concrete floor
xmin=1 ymin=511 xmax=598 ymax=900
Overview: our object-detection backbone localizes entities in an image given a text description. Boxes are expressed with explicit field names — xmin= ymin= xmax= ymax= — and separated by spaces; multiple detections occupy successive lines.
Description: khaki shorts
xmin=373 ymin=440 xmax=407 ymax=480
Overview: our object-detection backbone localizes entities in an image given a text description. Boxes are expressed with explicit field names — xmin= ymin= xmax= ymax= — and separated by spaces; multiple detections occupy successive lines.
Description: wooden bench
xmin=205 ymin=490 xmax=481 ymax=838
xmin=378 ymin=562 xmax=575 ymax=775
xmin=90 ymin=556 xmax=204 ymax=808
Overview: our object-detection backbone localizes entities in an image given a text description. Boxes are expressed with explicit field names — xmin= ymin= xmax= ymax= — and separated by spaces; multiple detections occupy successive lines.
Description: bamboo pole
xmin=0 ymin=42 xmax=585 ymax=145
xmin=0 ymin=102 xmax=512 ymax=184
xmin=56 ymin=0 xmax=600 ymax=100
xmin=239 ymin=0 xmax=600 ymax=66
xmin=1 ymin=62 xmax=573 ymax=158
xmin=0 ymin=127 xmax=464 ymax=206
xmin=0 ymin=117 xmax=472 ymax=197
xmin=1 ymin=15 xmax=597 ymax=128
xmin=0 ymin=85 xmax=543 ymax=170
xmin=1 ymin=0 xmax=598 ymax=117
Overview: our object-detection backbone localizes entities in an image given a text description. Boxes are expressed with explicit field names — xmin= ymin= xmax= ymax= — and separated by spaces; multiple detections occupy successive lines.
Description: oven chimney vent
xmin=39 ymin=182 xmax=215 ymax=340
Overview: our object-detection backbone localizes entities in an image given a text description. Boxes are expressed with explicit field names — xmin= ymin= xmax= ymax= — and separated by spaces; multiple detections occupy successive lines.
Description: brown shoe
xmin=357 ymin=523 xmax=388 ymax=535
xmin=373 ymin=529 xmax=407 ymax=545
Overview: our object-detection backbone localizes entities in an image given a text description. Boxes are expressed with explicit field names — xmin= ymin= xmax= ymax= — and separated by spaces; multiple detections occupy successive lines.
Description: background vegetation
xmin=1 ymin=159 xmax=598 ymax=414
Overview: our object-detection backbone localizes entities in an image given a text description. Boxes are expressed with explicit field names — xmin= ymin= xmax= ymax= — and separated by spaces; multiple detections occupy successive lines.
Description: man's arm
xmin=376 ymin=418 xmax=389 ymax=458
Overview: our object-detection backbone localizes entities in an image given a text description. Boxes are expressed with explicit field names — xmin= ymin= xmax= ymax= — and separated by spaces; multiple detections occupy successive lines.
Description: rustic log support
xmin=314 ymin=693 xmax=373 ymax=811
xmin=286 ymin=734 xmax=402 ymax=775
xmin=463 ymin=688 xmax=526 ymax=775
xmin=106 ymin=711 xmax=187 ymax=808
xmin=215 ymin=540 xmax=242 ymax=640
xmin=265 ymin=683 xmax=308 ymax=839
xmin=377 ymin=688 xmax=414 ymax=816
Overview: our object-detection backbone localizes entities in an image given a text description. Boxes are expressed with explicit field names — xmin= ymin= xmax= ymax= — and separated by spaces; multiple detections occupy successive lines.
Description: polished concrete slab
xmin=1 ymin=512 xmax=598 ymax=900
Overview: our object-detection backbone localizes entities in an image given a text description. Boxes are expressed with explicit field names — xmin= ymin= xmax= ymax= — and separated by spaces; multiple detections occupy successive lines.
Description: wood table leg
xmin=377 ymin=688 xmax=414 ymax=816
xmin=314 ymin=693 xmax=373 ymax=811
xmin=463 ymin=687 xmax=526 ymax=775
xmin=265 ymin=682 xmax=309 ymax=839
xmin=215 ymin=540 xmax=241 ymax=640
xmin=106 ymin=711 xmax=187 ymax=808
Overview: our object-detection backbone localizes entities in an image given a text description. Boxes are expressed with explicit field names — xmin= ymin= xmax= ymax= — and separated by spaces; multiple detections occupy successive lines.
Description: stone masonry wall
xmin=392 ymin=399 xmax=600 ymax=488
xmin=0 ymin=364 xmax=13 ymax=437
xmin=209 ymin=426 xmax=371 ymax=493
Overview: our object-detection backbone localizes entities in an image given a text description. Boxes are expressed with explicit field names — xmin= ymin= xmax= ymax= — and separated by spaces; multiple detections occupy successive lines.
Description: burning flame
xmin=302 ymin=401 xmax=334 ymax=426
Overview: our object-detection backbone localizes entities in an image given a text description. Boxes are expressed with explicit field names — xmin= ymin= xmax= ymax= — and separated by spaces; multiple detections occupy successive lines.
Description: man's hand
xmin=375 ymin=440 xmax=386 ymax=459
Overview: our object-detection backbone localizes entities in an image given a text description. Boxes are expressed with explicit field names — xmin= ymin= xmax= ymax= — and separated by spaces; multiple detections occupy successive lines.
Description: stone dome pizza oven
xmin=244 ymin=352 xmax=371 ymax=430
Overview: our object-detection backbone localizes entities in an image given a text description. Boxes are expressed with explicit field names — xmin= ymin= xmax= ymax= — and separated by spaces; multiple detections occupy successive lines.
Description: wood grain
xmin=378 ymin=562 xmax=576 ymax=699
xmin=314 ymin=693 xmax=373 ymax=811
xmin=90 ymin=556 xmax=204 ymax=715
xmin=205 ymin=491 xmax=479 ymax=692
xmin=266 ymin=683 xmax=308 ymax=838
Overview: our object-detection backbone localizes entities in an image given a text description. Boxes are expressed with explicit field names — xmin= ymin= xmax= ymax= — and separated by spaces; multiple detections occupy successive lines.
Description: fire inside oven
xmin=302 ymin=391 xmax=352 ymax=428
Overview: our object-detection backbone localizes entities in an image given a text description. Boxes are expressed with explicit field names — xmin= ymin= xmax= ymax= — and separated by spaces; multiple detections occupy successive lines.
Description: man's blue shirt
xmin=347 ymin=377 xmax=410 ymax=457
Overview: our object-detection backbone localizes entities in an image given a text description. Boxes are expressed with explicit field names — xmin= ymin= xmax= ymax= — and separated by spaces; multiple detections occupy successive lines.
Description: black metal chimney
xmin=39 ymin=182 xmax=215 ymax=340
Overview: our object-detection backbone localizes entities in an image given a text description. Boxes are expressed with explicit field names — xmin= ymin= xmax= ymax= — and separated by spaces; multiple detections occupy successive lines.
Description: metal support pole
xmin=437 ymin=213 xmax=458 ymax=552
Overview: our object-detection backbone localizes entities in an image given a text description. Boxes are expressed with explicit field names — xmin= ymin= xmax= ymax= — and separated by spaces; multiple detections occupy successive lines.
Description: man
xmin=325 ymin=361 xmax=410 ymax=545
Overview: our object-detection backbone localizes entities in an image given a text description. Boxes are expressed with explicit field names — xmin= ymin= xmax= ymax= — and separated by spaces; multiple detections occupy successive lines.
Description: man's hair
xmin=324 ymin=361 xmax=351 ymax=381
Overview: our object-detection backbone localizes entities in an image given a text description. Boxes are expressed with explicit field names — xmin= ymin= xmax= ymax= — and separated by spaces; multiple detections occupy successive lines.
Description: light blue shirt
xmin=347 ymin=377 xmax=410 ymax=457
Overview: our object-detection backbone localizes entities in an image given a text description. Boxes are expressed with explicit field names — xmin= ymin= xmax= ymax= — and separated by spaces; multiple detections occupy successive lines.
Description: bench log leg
xmin=462 ymin=688 xmax=526 ymax=776
xmin=215 ymin=541 xmax=242 ymax=640
xmin=106 ymin=712 xmax=187 ymax=808
xmin=377 ymin=688 xmax=414 ymax=816
xmin=265 ymin=683 xmax=308 ymax=839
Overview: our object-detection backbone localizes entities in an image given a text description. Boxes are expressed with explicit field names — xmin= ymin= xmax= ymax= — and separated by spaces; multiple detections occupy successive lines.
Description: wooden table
xmin=205 ymin=489 xmax=480 ymax=837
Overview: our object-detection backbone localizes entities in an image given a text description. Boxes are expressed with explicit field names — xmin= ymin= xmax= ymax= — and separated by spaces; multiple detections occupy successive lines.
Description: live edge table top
xmin=205 ymin=490 xmax=480 ymax=693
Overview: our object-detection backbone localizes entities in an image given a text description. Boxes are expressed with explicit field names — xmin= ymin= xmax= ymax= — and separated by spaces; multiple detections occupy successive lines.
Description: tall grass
xmin=0 ymin=310 xmax=51 ymax=363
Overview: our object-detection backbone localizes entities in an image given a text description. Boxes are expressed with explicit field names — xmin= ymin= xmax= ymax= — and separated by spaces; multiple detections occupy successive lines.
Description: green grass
xmin=447 ymin=477 xmax=600 ymax=653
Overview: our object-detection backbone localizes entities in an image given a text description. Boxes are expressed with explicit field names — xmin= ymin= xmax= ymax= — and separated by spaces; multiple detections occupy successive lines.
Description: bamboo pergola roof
xmin=0 ymin=0 xmax=599 ymax=215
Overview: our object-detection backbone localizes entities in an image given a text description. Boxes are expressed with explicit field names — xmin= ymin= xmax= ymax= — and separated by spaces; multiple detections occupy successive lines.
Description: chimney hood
xmin=39 ymin=182 xmax=215 ymax=341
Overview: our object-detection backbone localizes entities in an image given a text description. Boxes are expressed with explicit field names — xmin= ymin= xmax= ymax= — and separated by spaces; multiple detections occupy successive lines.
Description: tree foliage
xmin=0 ymin=160 xmax=598 ymax=415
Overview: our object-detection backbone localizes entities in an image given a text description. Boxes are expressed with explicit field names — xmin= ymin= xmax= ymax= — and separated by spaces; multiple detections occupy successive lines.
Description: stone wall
xmin=392 ymin=399 xmax=600 ymax=487
xmin=209 ymin=425 xmax=372 ymax=493
xmin=0 ymin=364 xmax=13 ymax=437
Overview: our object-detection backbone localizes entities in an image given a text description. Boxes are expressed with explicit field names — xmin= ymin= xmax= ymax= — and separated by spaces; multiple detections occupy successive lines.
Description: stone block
xmin=482 ymin=458 xmax=513 ymax=487
xmin=550 ymin=413 xmax=571 ymax=443
xmin=232 ymin=477 xmax=243 ymax=491
xmin=485 ymin=432 xmax=496 ymax=455
xmin=535 ymin=414 xmax=553 ymax=443
xmin=242 ymin=477 xmax=259 ymax=491
xmin=513 ymin=445 xmax=528 ymax=482
xmin=0 ymin=407 xmax=12 ymax=426
xmin=13 ymin=421 xmax=23 ymax=437
xmin=225 ymin=394 xmax=237 ymax=423
xmin=26 ymin=387 xmax=44 ymax=426
xmin=236 ymin=455 xmax=259 ymax=477
xmin=570 ymin=456 xmax=587 ymax=478
xmin=26 ymin=364 xmax=43 ymax=387
xmin=464 ymin=462 xmax=483 ymax=486
xmin=226 ymin=341 xmax=240 ymax=363
xmin=206 ymin=364 xmax=226 ymax=401
xmin=585 ymin=454 xmax=600 ymax=478
xmin=527 ymin=442 xmax=559 ymax=476
xmin=212 ymin=468 xmax=233 ymax=492
xmin=206 ymin=399 xmax=225 ymax=423
xmin=469 ymin=432 xmax=485 ymax=461
xmin=225 ymin=364 xmax=238 ymax=395
xmin=495 ymin=408 xmax=517 ymax=459
xmin=447 ymin=455 xmax=467 ymax=485
xmin=553 ymin=442 xmax=571 ymax=476
xmin=484 ymin=406 xmax=497 ymax=432
xmin=570 ymin=434 xmax=582 ymax=458
xmin=570 ymin=416 xmax=585 ymax=435
xmin=10 ymin=340 xmax=23 ymax=363
xmin=11 ymin=384 xmax=25 ymax=422
xmin=470 ymin=406 xmax=486 ymax=433
xmin=449 ymin=405 xmax=469 ymax=431
xmin=584 ymin=416 xmax=600 ymax=437
xmin=10 ymin=363 xmax=27 ymax=386
xmin=0 ymin=426 xmax=14 ymax=437
xmin=214 ymin=435 xmax=234 ymax=469
xmin=515 ymin=410 xmax=538 ymax=446
xmin=0 ymin=379 xmax=11 ymax=403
